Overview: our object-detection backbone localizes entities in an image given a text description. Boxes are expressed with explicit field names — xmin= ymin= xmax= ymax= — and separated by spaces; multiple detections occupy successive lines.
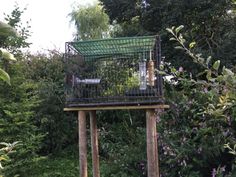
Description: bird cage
xmin=65 ymin=35 xmax=163 ymax=107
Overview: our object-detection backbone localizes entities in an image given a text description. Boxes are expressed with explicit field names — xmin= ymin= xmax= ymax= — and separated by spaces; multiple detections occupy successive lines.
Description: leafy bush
xmin=156 ymin=26 xmax=236 ymax=176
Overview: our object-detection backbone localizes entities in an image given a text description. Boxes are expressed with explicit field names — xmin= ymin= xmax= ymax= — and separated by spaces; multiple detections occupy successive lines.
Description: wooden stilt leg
xmin=78 ymin=111 xmax=87 ymax=177
xmin=90 ymin=111 xmax=100 ymax=177
xmin=155 ymin=110 xmax=161 ymax=177
xmin=146 ymin=109 xmax=159 ymax=177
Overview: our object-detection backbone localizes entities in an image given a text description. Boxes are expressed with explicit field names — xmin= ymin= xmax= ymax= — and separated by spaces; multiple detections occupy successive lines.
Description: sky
xmin=0 ymin=0 xmax=97 ymax=53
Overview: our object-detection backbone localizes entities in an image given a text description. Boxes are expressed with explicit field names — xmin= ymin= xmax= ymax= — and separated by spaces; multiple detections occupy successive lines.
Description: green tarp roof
xmin=69 ymin=35 xmax=157 ymax=59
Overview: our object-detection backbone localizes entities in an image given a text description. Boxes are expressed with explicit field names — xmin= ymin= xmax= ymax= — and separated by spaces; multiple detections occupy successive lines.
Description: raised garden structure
xmin=64 ymin=35 xmax=168 ymax=177
xmin=65 ymin=35 xmax=163 ymax=107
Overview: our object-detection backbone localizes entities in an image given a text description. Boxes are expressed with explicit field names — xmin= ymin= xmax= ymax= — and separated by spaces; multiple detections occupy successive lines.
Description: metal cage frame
xmin=64 ymin=35 xmax=163 ymax=107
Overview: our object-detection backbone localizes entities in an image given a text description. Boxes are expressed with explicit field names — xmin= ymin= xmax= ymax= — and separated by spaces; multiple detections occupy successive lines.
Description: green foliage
xmin=0 ymin=20 xmax=17 ymax=85
xmin=0 ymin=48 xmax=16 ymax=85
xmin=0 ymin=5 xmax=43 ymax=177
xmin=97 ymin=110 xmax=147 ymax=177
xmin=101 ymin=0 xmax=236 ymax=70
xmin=0 ymin=21 xmax=17 ymax=38
xmin=0 ymin=61 xmax=44 ymax=176
xmin=0 ymin=69 xmax=10 ymax=85
xmin=70 ymin=4 xmax=110 ymax=40
xmin=0 ymin=5 xmax=29 ymax=85
xmin=2 ymin=4 xmax=31 ymax=50
xmin=110 ymin=16 xmax=148 ymax=37
xmin=0 ymin=48 xmax=16 ymax=61
xmin=23 ymin=51 xmax=77 ymax=153
xmin=0 ymin=141 xmax=19 ymax=173
xmin=15 ymin=146 xmax=80 ymax=177
xmin=155 ymin=26 xmax=236 ymax=176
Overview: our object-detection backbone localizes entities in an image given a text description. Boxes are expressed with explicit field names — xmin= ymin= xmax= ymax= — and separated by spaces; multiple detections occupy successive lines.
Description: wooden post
xmin=146 ymin=109 xmax=159 ymax=177
xmin=78 ymin=111 xmax=88 ymax=177
xmin=90 ymin=111 xmax=100 ymax=177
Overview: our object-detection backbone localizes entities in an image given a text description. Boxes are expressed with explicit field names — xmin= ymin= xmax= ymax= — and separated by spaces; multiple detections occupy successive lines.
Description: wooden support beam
xmin=90 ymin=111 xmax=100 ymax=177
xmin=78 ymin=111 xmax=88 ymax=177
xmin=146 ymin=109 xmax=159 ymax=177
xmin=64 ymin=104 xmax=169 ymax=111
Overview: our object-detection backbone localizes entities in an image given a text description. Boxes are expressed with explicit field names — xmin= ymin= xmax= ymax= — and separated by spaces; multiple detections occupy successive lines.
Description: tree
xmin=70 ymin=4 xmax=110 ymax=40
xmin=2 ymin=5 xmax=31 ymax=50
xmin=23 ymin=51 xmax=77 ymax=154
xmin=0 ymin=19 xmax=18 ymax=175
xmin=0 ymin=6 xmax=43 ymax=176
xmin=100 ymin=0 xmax=236 ymax=69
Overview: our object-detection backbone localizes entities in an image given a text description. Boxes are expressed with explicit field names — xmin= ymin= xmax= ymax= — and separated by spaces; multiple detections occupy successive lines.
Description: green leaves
xmin=223 ymin=67 xmax=234 ymax=76
xmin=166 ymin=27 xmax=174 ymax=35
xmin=175 ymin=25 xmax=184 ymax=34
xmin=70 ymin=4 xmax=110 ymax=40
xmin=224 ymin=143 xmax=236 ymax=156
xmin=206 ymin=56 xmax=212 ymax=67
xmin=166 ymin=25 xmax=184 ymax=36
xmin=174 ymin=46 xmax=184 ymax=50
xmin=206 ymin=69 xmax=212 ymax=80
xmin=0 ymin=141 xmax=20 ymax=152
xmin=0 ymin=21 xmax=16 ymax=85
xmin=0 ymin=69 xmax=10 ymax=85
xmin=0 ymin=48 xmax=16 ymax=61
xmin=213 ymin=60 xmax=220 ymax=70
xmin=0 ymin=141 xmax=20 ymax=169
xmin=0 ymin=21 xmax=18 ymax=37
xmin=0 ymin=48 xmax=16 ymax=85
xmin=165 ymin=24 xmax=236 ymax=176
xmin=167 ymin=26 xmax=187 ymax=52
xmin=189 ymin=41 xmax=196 ymax=49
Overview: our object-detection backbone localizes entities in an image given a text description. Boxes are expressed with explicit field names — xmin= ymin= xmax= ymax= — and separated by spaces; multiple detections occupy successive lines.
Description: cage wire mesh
xmin=65 ymin=35 xmax=163 ymax=107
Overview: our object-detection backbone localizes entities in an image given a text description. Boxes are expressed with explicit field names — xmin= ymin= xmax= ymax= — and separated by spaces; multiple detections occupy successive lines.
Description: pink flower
xmin=179 ymin=67 xmax=184 ymax=72
xmin=211 ymin=168 xmax=216 ymax=177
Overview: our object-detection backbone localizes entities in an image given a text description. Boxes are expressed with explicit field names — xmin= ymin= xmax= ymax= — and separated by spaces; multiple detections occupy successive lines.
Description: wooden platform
xmin=64 ymin=104 xmax=169 ymax=111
